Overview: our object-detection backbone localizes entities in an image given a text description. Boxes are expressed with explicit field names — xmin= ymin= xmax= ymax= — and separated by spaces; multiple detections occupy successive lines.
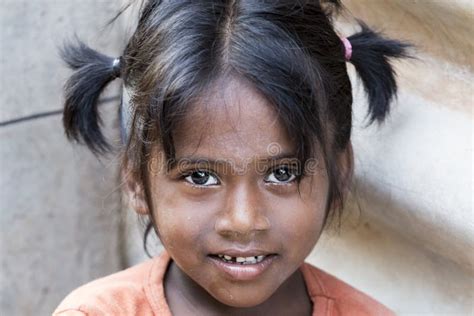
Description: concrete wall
xmin=0 ymin=1 xmax=124 ymax=315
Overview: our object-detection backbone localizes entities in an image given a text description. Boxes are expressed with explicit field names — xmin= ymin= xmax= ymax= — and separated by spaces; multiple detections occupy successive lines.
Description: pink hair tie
xmin=341 ymin=37 xmax=352 ymax=61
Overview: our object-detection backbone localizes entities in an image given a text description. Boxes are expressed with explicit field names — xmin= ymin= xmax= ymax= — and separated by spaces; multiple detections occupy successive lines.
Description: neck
xmin=164 ymin=261 xmax=312 ymax=316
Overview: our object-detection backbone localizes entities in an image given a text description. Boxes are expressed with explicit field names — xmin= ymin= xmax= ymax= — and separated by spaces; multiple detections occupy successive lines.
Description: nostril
xmin=214 ymin=209 xmax=271 ymax=235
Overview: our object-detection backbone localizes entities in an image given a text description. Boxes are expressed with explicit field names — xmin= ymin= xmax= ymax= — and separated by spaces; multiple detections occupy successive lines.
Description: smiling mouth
xmin=210 ymin=254 xmax=269 ymax=265
xmin=208 ymin=253 xmax=278 ymax=280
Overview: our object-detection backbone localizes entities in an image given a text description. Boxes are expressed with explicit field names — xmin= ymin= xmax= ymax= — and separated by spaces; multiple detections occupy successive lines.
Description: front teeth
xmin=217 ymin=254 xmax=266 ymax=264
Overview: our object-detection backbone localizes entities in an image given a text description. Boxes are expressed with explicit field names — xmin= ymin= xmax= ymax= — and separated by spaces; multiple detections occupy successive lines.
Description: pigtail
xmin=347 ymin=21 xmax=412 ymax=124
xmin=61 ymin=40 xmax=122 ymax=155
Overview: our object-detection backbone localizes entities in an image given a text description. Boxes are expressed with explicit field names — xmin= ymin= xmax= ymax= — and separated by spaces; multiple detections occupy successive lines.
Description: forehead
xmin=172 ymin=76 xmax=294 ymax=160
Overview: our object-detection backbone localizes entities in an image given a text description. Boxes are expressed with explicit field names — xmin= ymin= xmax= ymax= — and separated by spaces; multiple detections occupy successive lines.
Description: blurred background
xmin=0 ymin=0 xmax=472 ymax=315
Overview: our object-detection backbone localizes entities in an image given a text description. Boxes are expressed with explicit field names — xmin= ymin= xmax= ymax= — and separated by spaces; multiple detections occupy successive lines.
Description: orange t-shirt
xmin=53 ymin=251 xmax=394 ymax=315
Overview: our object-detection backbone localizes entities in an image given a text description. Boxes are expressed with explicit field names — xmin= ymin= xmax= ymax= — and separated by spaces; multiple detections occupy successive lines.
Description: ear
xmin=121 ymin=167 xmax=149 ymax=215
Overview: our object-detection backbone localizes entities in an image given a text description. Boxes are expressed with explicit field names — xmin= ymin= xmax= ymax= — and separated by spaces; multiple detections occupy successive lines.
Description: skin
xmin=127 ymin=76 xmax=352 ymax=315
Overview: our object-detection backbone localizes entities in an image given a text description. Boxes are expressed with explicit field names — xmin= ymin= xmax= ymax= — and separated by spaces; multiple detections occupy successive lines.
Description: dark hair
xmin=61 ymin=0 xmax=411 ymax=257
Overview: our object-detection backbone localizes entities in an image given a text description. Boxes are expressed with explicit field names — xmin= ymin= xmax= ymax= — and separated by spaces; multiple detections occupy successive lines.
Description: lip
xmin=210 ymin=249 xmax=274 ymax=257
xmin=207 ymin=250 xmax=278 ymax=281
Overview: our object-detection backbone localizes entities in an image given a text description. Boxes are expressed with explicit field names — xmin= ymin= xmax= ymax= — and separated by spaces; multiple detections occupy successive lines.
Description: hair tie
xmin=112 ymin=57 xmax=122 ymax=78
xmin=341 ymin=37 xmax=352 ymax=61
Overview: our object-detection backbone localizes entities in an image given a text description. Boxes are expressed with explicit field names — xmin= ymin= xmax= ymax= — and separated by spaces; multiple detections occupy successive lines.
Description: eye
xmin=265 ymin=166 xmax=297 ymax=184
xmin=184 ymin=170 xmax=219 ymax=186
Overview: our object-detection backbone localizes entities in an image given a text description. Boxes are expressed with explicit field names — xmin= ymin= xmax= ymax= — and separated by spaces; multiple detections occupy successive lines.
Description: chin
xmin=209 ymin=285 xmax=275 ymax=308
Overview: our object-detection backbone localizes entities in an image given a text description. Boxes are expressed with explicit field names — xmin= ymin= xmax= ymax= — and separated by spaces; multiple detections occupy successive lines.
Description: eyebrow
xmin=167 ymin=152 xmax=299 ymax=171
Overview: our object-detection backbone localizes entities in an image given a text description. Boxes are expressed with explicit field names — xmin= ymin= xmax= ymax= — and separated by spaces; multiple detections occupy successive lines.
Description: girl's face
xmin=139 ymin=77 xmax=329 ymax=307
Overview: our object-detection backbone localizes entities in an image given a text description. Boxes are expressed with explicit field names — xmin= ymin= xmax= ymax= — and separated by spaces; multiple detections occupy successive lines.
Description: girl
xmin=54 ymin=0 xmax=410 ymax=315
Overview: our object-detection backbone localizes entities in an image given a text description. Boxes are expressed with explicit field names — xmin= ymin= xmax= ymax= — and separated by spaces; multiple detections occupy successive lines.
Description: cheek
xmin=150 ymin=184 xmax=214 ymax=253
xmin=272 ymin=179 xmax=328 ymax=258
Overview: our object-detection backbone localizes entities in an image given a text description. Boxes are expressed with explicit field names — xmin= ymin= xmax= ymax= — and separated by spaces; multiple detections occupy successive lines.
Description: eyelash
xmin=264 ymin=165 xmax=300 ymax=185
xmin=180 ymin=169 xmax=220 ymax=188
xmin=180 ymin=165 xmax=300 ymax=188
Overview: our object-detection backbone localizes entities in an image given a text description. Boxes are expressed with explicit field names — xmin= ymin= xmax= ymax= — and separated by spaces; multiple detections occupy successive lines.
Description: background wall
xmin=1 ymin=1 xmax=472 ymax=315
xmin=0 ymin=1 xmax=125 ymax=315
xmin=306 ymin=1 xmax=473 ymax=315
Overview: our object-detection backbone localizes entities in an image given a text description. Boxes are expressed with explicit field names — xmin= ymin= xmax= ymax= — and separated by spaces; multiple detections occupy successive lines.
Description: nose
xmin=214 ymin=183 xmax=271 ymax=239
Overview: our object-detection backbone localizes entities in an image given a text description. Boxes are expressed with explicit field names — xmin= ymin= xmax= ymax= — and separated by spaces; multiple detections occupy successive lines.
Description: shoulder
xmin=301 ymin=262 xmax=395 ymax=316
xmin=52 ymin=258 xmax=157 ymax=316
